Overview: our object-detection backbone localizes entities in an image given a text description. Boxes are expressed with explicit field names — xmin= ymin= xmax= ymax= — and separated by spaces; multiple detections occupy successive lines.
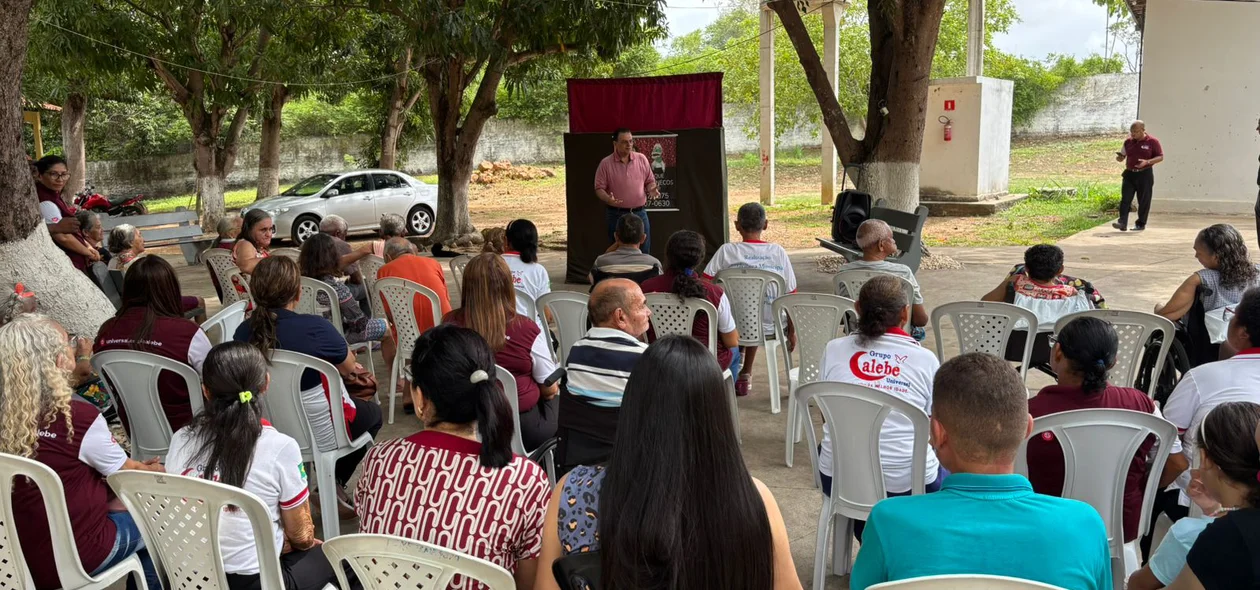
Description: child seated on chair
xmin=166 ymin=342 xmax=349 ymax=590
xmin=840 ymin=219 xmax=930 ymax=340
xmin=703 ymin=203 xmax=797 ymax=397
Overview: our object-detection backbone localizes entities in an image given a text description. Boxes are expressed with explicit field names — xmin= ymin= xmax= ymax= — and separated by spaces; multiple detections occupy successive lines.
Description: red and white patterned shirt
xmin=354 ymin=430 xmax=551 ymax=589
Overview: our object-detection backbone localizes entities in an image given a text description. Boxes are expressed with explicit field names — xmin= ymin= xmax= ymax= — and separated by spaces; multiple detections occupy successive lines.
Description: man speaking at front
xmin=1112 ymin=120 xmax=1165 ymax=232
xmin=595 ymin=128 xmax=660 ymax=253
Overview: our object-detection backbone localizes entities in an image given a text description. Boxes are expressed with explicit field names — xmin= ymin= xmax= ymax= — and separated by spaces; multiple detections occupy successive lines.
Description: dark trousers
xmin=227 ymin=546 xmax=357 ymax=590
xmin=520 ymin=396 xmax=558 ymax=451
xmin=335 ymin=397 xmax=382 ymax=485
xmin=820 ymin=464 xmax=949 ymax=542
xmin=1254 ymin=189 xmax=1260 ymax=242
xmin=1120 ymin=168 xmax=1155 ymax=228
xmin=606 ymin=207 xmax=651 ymax=254
xmin=1140 ymin=488 xmax=1189 ymax=564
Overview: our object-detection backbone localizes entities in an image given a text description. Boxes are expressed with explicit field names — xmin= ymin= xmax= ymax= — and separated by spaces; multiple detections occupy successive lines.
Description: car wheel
xmin=292 ymin=215 xmax=321 ymax=245
xmin=407 ymin=205 xmax=434 ymax=237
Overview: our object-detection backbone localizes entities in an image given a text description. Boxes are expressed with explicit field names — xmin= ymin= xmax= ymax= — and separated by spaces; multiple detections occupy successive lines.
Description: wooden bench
xmin=817 ymin=198 xmax=929 ymax=273
xmin=100 ymin=208 xmax=213 ymax=265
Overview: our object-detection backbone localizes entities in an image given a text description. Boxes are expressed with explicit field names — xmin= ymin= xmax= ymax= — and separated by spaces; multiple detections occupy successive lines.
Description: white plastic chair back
xmin=773 ymin=293 xmax=854 ymax=468
xmin=645 ymin=293 xmax=719 ymax=355
xmin=515 ymin=287 xmax=543 ymax=329
xmin=833 ymin=269 xmax=915 ymax=312
xmin=714 ymin=268 xmax=787 ymax=347
xmin=203 ymin=249 xmax=244 ymax=305
xmin=323 ymin=534 xmax=515 ymax=590
xmin=203 ymin=300 xmax=249 ymax=346
xmin=375 ymin=278 xmax=444 ymax=424
xmin=108 ymin=470 xmax=284 ymax=590
xmin=91 ymin=350 xmax=203 ymax=461
xmin=360 ymin=255 xmax=387 ymax=317
xmin=1053 ymin=309 xmax=1175 ymax=391
xmin=868 ymin=574 xmax=1068 ymax=589
xmin=1016 ymin=408 xmax=1177 ymax=590
xmin=496 ymin=365 xmax=527 ymax=455
xmin=297 ymin=277 xmax=344 ymax=335
xmin=538 ymin=291 xmax=590 ymax=366
xmin=798 ymin=381 xmax=929 ymax=588
xmin=222 ymin=267 xmax=253 ymax=306
xmin=931 ymin=301 xmax=1040 ymax=383
xmin=269 ymin=247 xmax=300 ymax=261
xmin=449 ymin=254 xmax=472 ymax=294
xmin=0 ymin=453 xmax=147 ymax=590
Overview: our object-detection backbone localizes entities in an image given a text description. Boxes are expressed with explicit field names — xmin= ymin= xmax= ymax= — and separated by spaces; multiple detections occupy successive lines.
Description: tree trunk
xmin=379 ymin=47 xmax=415 ymax=170
xmin=379 ymin=114 xmax=402 ymax=170
xmin=256 ymin=85 xmax=289 ymax=200
xmin=193 ymin=140 xmax=227 ymax=231
xmin=0 ymin=0 xmax=115 ymax=334
xmin=61 ymin=92 xmax=87 ymax=195
xmin=432 ymin=136 xmax=478 ymax=245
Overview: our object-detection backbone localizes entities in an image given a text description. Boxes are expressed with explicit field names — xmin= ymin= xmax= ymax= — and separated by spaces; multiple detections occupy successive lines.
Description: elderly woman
xmin=75 ymin=210 xmax=109 ymax=264
xmin=106 ymin=224 xmax=144 ymax=271
xmin=215 ymin=215 xmax=241 ymax=250
xmin=371 ymin=213 xmax=407 ymax=258
xmin=233 ymin=208 xmax=274 ymax=275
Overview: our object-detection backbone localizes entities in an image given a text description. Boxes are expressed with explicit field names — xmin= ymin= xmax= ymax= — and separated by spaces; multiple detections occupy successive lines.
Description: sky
xmin=664 ymin=0 xmax=1120 ymax=61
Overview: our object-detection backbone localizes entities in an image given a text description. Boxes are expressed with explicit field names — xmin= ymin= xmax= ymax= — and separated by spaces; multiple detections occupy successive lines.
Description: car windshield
xmin=282 ymin=174 xmax=338 ymax=197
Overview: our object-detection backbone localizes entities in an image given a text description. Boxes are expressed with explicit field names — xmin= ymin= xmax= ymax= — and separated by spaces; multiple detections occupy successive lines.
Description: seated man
xmin=320 ymin=214 xmax=375 ymax=314
xmin=590 ymin=213 xmax=661 ymax=285
xmin=558 ymin=278 xmax=651 ymax=469
xmin=703 ymin=202 xmax=797 ymax=396
xmin=840 ymin=219 xmax=929 ymax=336
xmin=851 ymin=352 xmax=1112 ymax=590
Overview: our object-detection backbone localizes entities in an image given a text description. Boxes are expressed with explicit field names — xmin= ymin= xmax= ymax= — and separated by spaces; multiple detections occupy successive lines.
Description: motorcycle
xmin=73 ymin=183 xmax=147 ymax=217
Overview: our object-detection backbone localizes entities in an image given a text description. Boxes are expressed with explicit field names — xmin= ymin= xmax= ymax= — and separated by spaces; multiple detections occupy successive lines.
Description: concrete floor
xmin=163 ymin=212 xmax=1249 ymax=589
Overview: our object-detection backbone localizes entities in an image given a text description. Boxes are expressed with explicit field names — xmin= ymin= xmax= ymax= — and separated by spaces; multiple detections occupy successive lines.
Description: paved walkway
xmin=164 ymin=212 xmax=1252 ymax=588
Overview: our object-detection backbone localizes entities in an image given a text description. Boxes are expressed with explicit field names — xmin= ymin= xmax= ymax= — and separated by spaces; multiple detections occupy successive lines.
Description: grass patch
xmin=924 ymin=180 xmax=1120 ymax=247
xmin=146 ymin=187 xmax=269 ymax=214
xmin=729 ymin=147 xmax=823 ymax=170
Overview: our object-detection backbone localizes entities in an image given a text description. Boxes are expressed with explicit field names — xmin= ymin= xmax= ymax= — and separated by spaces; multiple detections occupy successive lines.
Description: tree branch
xmin=507 ymin=45 xmax=568 ymax=65
xmin=150 ymin=59 xmax=191 ymax=104
xmin=457 ymin=52 xmax=507 ymax=156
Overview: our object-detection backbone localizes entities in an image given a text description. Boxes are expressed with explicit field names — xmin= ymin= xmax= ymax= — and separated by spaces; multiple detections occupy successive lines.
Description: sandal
xmin=735 ymin=375 xmax=752 ymax=397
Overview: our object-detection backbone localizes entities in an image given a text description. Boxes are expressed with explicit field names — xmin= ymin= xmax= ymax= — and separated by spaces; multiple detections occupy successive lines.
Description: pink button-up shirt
xmin=594 ymin=151 xmax=654 ymax=209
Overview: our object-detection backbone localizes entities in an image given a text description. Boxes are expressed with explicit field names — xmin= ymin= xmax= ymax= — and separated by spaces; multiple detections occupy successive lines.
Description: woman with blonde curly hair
xmin=2 ymin=314 xmax=163 ymax=590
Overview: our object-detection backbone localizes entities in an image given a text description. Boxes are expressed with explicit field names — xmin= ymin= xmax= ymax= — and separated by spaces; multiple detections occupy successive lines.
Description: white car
xmin=245 ymin=170 xmax=438 ymax=245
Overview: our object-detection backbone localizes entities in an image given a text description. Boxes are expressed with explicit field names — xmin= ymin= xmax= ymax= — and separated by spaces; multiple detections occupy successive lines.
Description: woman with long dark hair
xmin=504 ymin=218 xmax=552 ymax=329
xmin=640 ymin=230 xmax=740 ymax=370
xmin=1156 ymin=224 xmax=1260 ymax=323
xmin=233 ymin=256 xmax=382 ymax=512
xmin=234 ymin=208 xmax=275 ymax=275
xmin=1027 ymin=316 xmax=1188 ymax=550
xmin=444 ymin=253 xmax=558 ymax=449
xmin=94 ymin=255 xmax=212 ymax=432
xmin=535 ymin=336 xmax=800 ymax=590
xmin=299 ymin=233 xmax=395 ymax=365
xmin=166 ymin=342 xmax=345 ymax=589
xmin=356 ymin=325 xmax=551 ymax=589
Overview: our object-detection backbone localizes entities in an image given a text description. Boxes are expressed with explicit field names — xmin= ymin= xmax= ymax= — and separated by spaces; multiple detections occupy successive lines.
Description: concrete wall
xmin=86 ymin=105 xmax=822 ymax=198
xmin=920 ymin=77 xmax=1013 ymax=199
xmin=1140 ymin=0 xmax=1260 ymax=214
xmin=1015 ymin=74 xmax=1138 ymax=137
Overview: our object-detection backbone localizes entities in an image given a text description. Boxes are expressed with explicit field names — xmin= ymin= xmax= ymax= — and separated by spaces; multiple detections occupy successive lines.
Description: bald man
xmin=841 ymin=219 xmax=930 ymax=331
xmin=1113 ymin=120 xmax=1164 ymax=232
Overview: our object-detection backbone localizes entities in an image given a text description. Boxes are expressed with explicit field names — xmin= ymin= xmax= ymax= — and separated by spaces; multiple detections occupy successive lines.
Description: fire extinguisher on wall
xmin=939 ymin=115 xmax=953 ymax=142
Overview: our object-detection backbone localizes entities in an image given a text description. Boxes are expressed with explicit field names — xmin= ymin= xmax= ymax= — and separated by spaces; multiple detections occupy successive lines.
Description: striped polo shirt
xmin=565 ymin=327 xmax=648 ymax=408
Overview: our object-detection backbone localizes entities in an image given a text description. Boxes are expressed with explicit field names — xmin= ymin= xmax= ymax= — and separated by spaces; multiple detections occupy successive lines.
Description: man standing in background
xmin=595 ymin=128 xmax=660 ymax=253
xmin=1113 ymin=120 xmax=1164 ymax=232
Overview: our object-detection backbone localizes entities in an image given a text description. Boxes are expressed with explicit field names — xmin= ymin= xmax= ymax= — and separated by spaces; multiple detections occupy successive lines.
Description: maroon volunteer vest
xmin=95 ymin=307 xmax=202 ymax=431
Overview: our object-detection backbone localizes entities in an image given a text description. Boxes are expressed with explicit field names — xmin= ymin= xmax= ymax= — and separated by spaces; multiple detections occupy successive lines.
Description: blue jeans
xmin=728 ymin=345 xmax=742 ymax=377
xmin=605 ymin=207 xmax=651 ymax=254
xmin=96 ymin=511 xmax=162 ymax=590
xmin=819 ymin=464 xmax=949 ymax=542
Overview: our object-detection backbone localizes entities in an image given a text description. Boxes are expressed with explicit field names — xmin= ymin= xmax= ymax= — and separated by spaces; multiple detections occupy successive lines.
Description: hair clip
xmin=469 ymin=370 xmax=489 ymax=384
xmin=684 ymin=268 xmax=695 ymax=277
xmin=1095 ymin=359 xmax=1107 ymax=368
xmin=238 ymin=391 xmax=254 ymax=404
xmin=13 ymin=283 xmax=33 ymax=299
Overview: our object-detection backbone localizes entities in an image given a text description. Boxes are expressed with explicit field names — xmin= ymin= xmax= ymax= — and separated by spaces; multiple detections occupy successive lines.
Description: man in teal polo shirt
xmin=851 ymin=353 xmax=1112 ymax=590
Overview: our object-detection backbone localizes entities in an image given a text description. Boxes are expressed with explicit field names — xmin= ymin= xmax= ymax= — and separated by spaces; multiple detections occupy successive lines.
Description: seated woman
xmin=818 ymin=275 xmax=944 ymax=540
xmin=233 ymin=256 xmax=382 ymax=512
xmin=167 ymin=341 xmax=345 ymax=590
xmin=370 ymin=213 xmax=406 ymax=258
xmin=356 ymin=325 xmax=551 ymax=589
xmin=94 ymin=256 xmax=213 ymax=432
xmin=504 ymin=219 xmax=552 ymax=330
xmin=641 ymin=230 xmax=741 ymax=371
xmin=1157 ymin=402 xmax=1260 ymax=590
xmin=76 ymin=210 xmax=109 ymax=266
xmin=444 ymin=253 xmax=559 ymax=450
xmin=534 ymin=336 xmax=802 ymax=590
xmin=1026 ymin=316 xmax=1189 ymax=548
xmin=106 ymin=223 xmax=144 ymax=271
xmin=482 ymin=226 xmax=508 ymax=255
xmin=1156 ymin=224 xmax=1260 ymax=323
xmin=215 ymin=215 xmax=241 ymax=250
xmin=2 ymin=314 xmax=164 ymax=590
xmin=233 ymin=208 xmax=274 ymax=275
xmin=299 ymin=233 xmax=396 ymax=367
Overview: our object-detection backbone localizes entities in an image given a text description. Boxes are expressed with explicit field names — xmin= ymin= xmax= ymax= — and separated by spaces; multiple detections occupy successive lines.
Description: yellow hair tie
xmin=238 ymin=391 xmax=254 ymax=404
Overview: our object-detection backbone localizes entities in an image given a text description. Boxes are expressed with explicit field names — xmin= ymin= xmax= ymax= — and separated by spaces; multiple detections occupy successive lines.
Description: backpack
xmin=830 ymin=164 xmax=871 ymax=245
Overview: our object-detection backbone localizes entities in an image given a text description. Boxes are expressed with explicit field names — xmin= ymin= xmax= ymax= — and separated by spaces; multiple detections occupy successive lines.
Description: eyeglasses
xmin=1047 ymin=334 xmax=1059 ymax=347
xmin=259 ymin=226 xmax=276 ymax=234
xmin=46 ymin=172 xmax=71 ymax=180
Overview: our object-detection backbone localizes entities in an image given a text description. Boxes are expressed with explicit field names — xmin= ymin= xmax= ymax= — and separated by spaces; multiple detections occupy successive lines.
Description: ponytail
xmin=1055 ymin=317 xmax=1118 ymax=395
xmin=249 ymin=308 xmax=280 ymax=359
xmin=665 ymin=230 xmax=707 ymax=299
xmin=475 ymin=377 xmax=515 ymax=468
xmin=856 ymin=275 xmax=908 ymax=345
xmin=190 ymin=342 xmax=269 ymax=488
xmin=246 ymin=257 xmax=302 ymax=360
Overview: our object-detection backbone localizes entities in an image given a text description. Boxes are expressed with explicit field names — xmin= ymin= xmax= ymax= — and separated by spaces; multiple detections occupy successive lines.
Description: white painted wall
xmin=920 ymin=77 xmax=1013 ymax=199
xmin=1015 ymin=74 xmax=1138 ymax=137
xmin=1140 ymin=0 xmax=1260 ymax=214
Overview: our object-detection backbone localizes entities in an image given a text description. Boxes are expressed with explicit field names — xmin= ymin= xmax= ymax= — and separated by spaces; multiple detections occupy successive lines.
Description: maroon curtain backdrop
xmin=567 ymin=73 xmax=723 ymax=134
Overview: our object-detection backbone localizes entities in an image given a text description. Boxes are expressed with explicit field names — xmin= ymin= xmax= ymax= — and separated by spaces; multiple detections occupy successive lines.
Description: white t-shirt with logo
xmin=818 ymin=330 xmax=941 ymax=492
xmin=504 ymin=253 xmax=551 ymax=330
xmin=1163 ymin=351 xmax=1260 ymax=459
xmin=166 ymin=424 xmax=310 ymax=575
xmin=703 ymin=241 xmax=797 ymax=335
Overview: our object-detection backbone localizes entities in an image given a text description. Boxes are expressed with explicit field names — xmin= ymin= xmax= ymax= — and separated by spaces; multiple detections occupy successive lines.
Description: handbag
xmin=343 ymin=366 xmax=378 ymax=401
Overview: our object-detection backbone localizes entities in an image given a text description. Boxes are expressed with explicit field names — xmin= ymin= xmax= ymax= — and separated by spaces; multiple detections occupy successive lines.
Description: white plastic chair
xmin=868 ymin=574 xmax=1068 ymax=589
xmin=773 ymin=293 xmax=854 ymax=470
xmin=202 ymin=300 xmax=249 ymax=346
xmin=495 ymin=366 xmax=557 ymax=484
xmin=360 ymin=255 xmax=387 ymax=317
xmin=1053 ymin=309 xmax=1175 ymax=391
xmin=799 ymin=381 xmax=930 ymax=589
xmin=269 ymin=247 xmax=301 ymax=260
xmin=833 ymin=269 xmax=916 ymax=328
xmin=1016 ymin=408 xmax=1178 ymax=590
xmin=374 ymin=277 xmax=443 ymax=424
xmin=261 ymin=350 xmax=374 ymax=539
xmin=297 ymin=277 xmax=374 ymax=374
xmin=449 ymin=254 xmax=472 ymax=294
xmin=107 ymin=470 xmax=331 ymax=590
xmin=538 ymin=291 xmax=590 ymax=366
xmin=203 ymin=249 xmax=246 ymax=305
xmin=91 ymin=350 xmax=203 ymax=462
xmin=715 ymin=268 xmax=788 ymax=414
xmin=0 ymin=453 xmax=148 ymax=590
xmin=515 ymin=286 xmax=545 ymax=333
xmin=645 ymin=293 xmax=740 ymax=441
xmin=323 ymin=534 xmax=515 ymax=590
xmin=223 ymin=267 xmax=253 ymax=307
xmin=931 ymin=301 xmax=1040 ymax=384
